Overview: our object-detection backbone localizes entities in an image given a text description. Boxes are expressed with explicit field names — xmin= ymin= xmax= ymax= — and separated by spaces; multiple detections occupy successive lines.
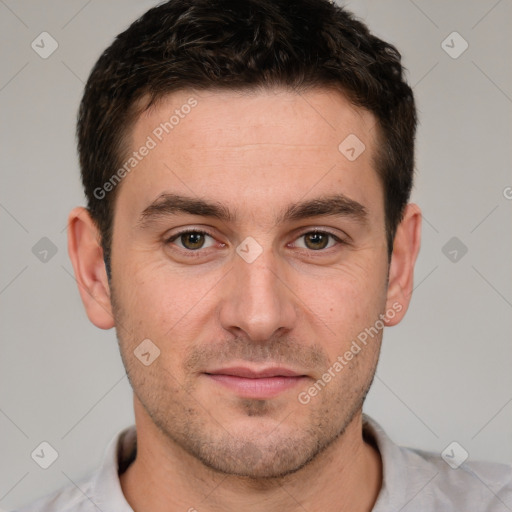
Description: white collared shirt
xmin=14 ymin=414 xmax=512 ymax=511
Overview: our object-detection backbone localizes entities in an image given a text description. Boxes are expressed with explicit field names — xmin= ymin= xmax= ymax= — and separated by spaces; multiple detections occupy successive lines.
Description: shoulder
xmin=401 ymin=445 xmax=512 ymax=509
xmin=12 ymin=478 xmax=94 ymax=512
xmin=11 ymin=426 xmax=136 ymax=512
xmin=363 ymin=415 xmax=512 ymax=511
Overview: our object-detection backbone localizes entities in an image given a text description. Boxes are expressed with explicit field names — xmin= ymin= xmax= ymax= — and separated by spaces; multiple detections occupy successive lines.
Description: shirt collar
xmin=89 ymin=425 xmax=137 ymax=511
xmin=362 ymin=413 xmax=407 ymax=510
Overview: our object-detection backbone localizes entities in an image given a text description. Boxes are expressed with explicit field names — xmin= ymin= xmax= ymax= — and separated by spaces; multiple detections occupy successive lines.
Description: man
xmin=16 ymin=0 xmax=512 ymax=510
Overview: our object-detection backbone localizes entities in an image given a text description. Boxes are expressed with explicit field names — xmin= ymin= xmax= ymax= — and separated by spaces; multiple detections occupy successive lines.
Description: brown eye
xmin=293 ymin=231 xmax=343 ymax=251
xmin=167 ymin=230 xmax=215 ymax=251
xmin=304 ymin=232 xmax=330 ymax=250
xmin=180 ymin=232 xmax=205 ymax=250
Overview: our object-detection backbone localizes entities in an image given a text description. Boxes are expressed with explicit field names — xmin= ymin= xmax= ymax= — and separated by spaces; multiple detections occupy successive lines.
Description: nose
xmin=218 ymin=244 xmax=298 ymax=343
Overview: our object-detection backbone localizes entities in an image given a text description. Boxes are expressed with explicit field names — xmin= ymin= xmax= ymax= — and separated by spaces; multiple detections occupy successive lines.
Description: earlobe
xmin=384 ymin=203 xmax=422 ymax=326
xmin=67 ymin=207 xmax=115 ymax=330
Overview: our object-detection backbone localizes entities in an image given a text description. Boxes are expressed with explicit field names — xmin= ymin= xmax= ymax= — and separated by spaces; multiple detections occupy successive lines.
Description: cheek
xmin=308 ymin=261 xmax=386 ymax=316
xmin=300 ymin=265 xmax=387 ymax=357
xmin=120 ymin=260 xmax=219 ymax=342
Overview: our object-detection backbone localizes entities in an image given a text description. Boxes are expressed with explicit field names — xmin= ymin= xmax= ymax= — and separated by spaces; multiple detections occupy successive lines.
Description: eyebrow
xmin=137 ymin=192 xmax=368 ymax=228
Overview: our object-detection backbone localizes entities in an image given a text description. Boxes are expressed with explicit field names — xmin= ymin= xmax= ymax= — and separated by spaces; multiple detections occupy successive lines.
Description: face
xmin=108 ymin=87 xmax=391 ymax=478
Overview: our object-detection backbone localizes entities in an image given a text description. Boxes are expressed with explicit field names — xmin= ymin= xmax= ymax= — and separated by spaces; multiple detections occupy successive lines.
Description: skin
xmin=68 ymin=87 xmax=421 ymax=512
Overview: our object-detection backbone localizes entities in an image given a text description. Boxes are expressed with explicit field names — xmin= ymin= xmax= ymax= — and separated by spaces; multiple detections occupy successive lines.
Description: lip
xmin=206 ymin=366 xmax=304 ymax=379
xmin=204 ymin=366 xmax=308 ymax=399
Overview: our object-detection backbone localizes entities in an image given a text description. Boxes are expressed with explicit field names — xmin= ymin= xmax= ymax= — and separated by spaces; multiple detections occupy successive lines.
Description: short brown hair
xmin=77 ymin=0 xmax=417 ymax=277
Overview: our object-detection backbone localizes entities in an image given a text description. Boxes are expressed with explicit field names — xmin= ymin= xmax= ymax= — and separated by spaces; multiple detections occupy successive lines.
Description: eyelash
xmin=165 ymin=229 xmax=346 ymax=256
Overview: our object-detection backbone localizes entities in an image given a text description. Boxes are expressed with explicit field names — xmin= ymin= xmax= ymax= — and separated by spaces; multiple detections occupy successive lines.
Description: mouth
xmin=203 ymin=366 xmax=308 ymax=399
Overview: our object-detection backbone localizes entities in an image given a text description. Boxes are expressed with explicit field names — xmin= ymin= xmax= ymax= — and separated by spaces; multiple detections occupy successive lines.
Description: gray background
xmin=1 ymin=0 xmax=511 ymax=509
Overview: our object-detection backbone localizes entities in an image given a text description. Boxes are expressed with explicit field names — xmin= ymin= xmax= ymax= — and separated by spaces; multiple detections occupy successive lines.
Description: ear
xmin=384 ymin=203 xmax=422 ymax=326
xmin=67 ymin=207 xmax=115 ymax=329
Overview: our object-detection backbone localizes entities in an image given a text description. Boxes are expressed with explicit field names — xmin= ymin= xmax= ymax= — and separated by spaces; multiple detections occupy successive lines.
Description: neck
xmin=120 ymin=399 xmax=382 ymax=512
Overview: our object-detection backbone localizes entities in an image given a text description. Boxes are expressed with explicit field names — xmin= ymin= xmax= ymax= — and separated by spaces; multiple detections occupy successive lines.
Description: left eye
xmin=292 ymin=231 xmax=341 ymax=251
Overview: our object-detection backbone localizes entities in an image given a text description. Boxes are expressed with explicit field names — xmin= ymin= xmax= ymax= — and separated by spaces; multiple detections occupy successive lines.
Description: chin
xmin=197 ymin=438 xmax=315 ymax=480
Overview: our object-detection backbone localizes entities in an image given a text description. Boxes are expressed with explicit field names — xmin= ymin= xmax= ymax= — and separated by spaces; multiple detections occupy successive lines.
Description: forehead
xmin=116 ymin=87 xmax=382 ymax=225
xmin=134 ymin=87 xmax=376 ymax=151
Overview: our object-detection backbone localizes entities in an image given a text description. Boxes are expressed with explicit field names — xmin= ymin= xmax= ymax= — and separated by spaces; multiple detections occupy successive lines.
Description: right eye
xmin=166 ymin=230 xmax=217 ymax=251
